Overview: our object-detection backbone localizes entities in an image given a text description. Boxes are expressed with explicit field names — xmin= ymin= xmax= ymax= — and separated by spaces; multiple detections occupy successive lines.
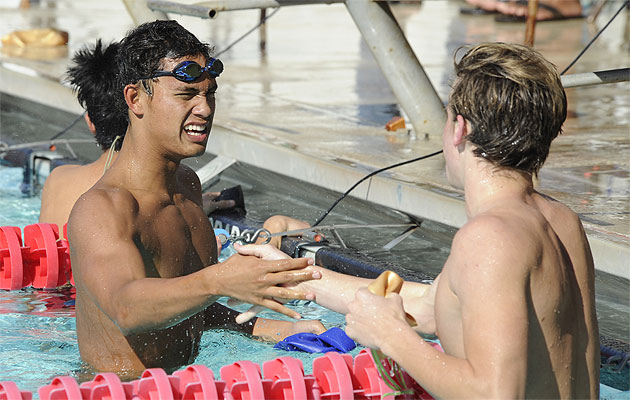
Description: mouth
xmin=184 ymin=123 xmax=208 ymax=142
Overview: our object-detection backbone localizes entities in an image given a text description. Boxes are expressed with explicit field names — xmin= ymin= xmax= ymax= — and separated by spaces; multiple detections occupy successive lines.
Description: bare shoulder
xmin=177 ymin=164 xmax=201 ymax=188
xmin=177 ymin=163 xmax=202 ymax=202
xmin=41 ymin=164 xmax=81 ymax=192
xmin=535 ymin=192 xmax=582 ymax=228
xmin=68 ymin=186 xmax=139 ymax=238
xmin=454 ymin=213 xmax=538 ymax=257
xmin=446 ymin=214 xmax=536 ymax=292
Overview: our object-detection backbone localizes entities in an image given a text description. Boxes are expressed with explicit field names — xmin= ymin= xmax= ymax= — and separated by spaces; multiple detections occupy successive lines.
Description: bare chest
xmin=135 ymin=199 xmax=216 ymax=278
xmin=434 ymin=277 xmax=465 ymax=357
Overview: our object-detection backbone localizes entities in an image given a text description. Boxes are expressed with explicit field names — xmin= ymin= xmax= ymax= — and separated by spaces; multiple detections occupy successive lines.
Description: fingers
xmin=203 ymin=191 xmax=221 ymax=198
xmin=265 ymin=257 xmax=314 ymax=273
xmin=235 ymin=243 xmax=289 ymax=260
xmin=265 ymin=268 xmax=320 ymax=286
xmin=227 ymin=298 xmax=242 ymax=307
xmin=213 ymin=199 xmax=236 ymax=210
xmin=260 ymin=298 xmax=302 ymax=320
xmin=202 ymin=192 xmax=235 ymax=214
xmin=267 ymin=285 xmax=316 ymax=301
xmin=236 ymin=305 xmax=264 ymax=324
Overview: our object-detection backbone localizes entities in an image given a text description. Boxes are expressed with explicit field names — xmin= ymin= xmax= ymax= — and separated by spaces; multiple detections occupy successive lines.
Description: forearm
xmin=381 ymin=326 xmax=489 ymax=399
xmin=299 ymin=266 xmax=373 ymax=314
xmin=107 ymin=269 xmax=221 ymax=334
xmin=301 ymin=266 xmax=432 ymax=316
xmin=251 ymin=318 xmax=290 ymax=342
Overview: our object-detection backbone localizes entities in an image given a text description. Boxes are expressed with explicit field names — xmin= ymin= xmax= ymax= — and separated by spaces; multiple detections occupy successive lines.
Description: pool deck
xmin=0 ymin=0 xmax=628 ymax=280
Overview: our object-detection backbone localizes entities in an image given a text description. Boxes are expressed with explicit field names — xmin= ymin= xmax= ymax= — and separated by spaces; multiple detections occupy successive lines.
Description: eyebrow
xmin=173 ymin=83 xmax=218 ymax=94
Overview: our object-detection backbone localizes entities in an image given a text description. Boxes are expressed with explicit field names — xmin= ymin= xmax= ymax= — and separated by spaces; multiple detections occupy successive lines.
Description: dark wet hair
xmin=116 ymin=20 xmax=213 ymax=116
xmin=67 ymin=39 xmax=127 ymax=150
xmin=449 ymin=42 xmax=567 ymax=175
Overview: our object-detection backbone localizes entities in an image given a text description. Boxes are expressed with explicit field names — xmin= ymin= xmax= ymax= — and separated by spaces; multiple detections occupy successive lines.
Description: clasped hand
xmin=216 ymin=243 xmax=320 ymax=320
xmin=345 ymin=288 xmax=411 ymax=351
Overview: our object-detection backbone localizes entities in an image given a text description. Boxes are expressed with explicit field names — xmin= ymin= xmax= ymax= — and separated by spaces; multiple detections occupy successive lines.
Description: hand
xmin=345 ymin=287 xmax=411 ymax=350
xmin=286 ymin=319 xmax=326 ymax=337
xmin=210 ymin=253 xmax=321 ymax=320
xmin=230 ymin=243 xmax=299 ymax=323
xmin=234 ymin=242 xmax=290 ymax=261
xmin=202 ymin=191 xmax=235 ymax=215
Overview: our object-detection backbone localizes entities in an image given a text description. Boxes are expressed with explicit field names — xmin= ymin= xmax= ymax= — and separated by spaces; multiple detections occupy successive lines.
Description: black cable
xmin=48 ymin=110 xmax=86 ymax=141
xmin=561 ymin=0 xmax=629 ymax=75
xmin=215 ymin=8 xmax=280 ymax=57
xmin=312 ymin=149 xmax=443 ymax=227
xmin=312 ymin=0 xmax=629 ymax=227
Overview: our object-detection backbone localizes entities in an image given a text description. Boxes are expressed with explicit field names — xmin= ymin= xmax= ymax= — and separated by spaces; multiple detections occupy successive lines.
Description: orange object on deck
xmin=385 ymin=116 xmax=406 ymax=132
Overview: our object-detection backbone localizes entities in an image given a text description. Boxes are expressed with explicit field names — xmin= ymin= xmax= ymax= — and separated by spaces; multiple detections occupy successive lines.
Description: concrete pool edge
xmin=2 ymin=63 xmax=628 ymax=281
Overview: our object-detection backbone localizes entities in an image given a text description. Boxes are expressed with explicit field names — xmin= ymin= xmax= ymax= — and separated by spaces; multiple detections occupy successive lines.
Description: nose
xmin=192 ymin=94 xmax=214 ymax=119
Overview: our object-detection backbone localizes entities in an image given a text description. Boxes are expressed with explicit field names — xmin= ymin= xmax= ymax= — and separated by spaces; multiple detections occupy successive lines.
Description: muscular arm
xmin=235 ymin=244 xmax=435 ymax=331
xmin=69 ymin=190 xmax=319 ymax=335
xmin=203 ymin=302 xmax=326 ymax=342
xmin=351 ymin=217 xmax=531 ymax=398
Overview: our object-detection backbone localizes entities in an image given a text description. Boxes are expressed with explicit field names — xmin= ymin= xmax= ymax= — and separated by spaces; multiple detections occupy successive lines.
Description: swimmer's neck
xmin=104 ymin=134 xmax=183 ymax=195
xmin=463 ymin=156 xmax=535 ymax=218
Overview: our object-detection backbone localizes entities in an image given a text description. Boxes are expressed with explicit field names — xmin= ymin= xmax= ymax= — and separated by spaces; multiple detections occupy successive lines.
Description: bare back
xmin=69 ymin=163 xmax=216 ymax=374
xmin=39 ymin=152 xmax=114 ymax=231
xmin=435 ymin=191 xmax=599 ymax=398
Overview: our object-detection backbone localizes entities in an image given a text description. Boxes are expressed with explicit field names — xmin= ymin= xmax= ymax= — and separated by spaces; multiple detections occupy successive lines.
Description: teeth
xmin=185 ymin=124 xmax=206 ymax=136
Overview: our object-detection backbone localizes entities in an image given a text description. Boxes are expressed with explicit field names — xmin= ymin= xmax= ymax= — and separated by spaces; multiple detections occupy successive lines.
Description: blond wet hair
xmin=449 ymin=42 xmax=567 ymax=175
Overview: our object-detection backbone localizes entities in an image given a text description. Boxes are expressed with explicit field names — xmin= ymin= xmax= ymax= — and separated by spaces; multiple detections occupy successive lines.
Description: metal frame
xmin=129 ymin=0 xmax=445 ymax=137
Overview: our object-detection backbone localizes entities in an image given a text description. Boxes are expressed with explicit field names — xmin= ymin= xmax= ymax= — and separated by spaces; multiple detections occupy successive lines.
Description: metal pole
xmin=345 ymin=0 xmax=445 ymax=137
xmin=561 ymin=68 xmax=630 ymax=88
xmin=148 ymin=0 xmax=345 ymax=18
xmin=122 ymin=0 xmax=168 ymax=25
xmin=524 ymin=0 xmax=539 ymax=46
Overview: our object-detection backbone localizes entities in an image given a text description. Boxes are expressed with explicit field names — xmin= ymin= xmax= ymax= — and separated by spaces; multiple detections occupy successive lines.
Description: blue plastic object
xmin=213 ymin=228 xmax=230 ymax=250
xmin=274 ymin=327 xmax=356 ymax=353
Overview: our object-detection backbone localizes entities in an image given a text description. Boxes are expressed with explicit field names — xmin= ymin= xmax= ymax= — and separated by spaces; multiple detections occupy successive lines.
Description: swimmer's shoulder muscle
xmin=177 ymin=163 xmax=203 ymax=205
xmin=68 ymin=185 xmax=138 ymax=244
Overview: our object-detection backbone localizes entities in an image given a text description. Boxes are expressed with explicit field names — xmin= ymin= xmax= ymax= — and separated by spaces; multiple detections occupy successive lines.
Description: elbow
xmin=476 ymin=376 xmax=525 ymax=399
xmin=113 ymin=306 xmax=138 ymax=335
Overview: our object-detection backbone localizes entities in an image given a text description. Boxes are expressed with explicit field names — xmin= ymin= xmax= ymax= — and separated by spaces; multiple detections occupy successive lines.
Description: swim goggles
xmin=140 ymin=58 xmax=223 ymax=82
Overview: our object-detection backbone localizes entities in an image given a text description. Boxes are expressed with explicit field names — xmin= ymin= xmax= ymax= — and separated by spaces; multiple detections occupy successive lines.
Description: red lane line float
xmin=135 ymin=368 xmax=180 ymax=400
xmin=0 ymin=226 xmax=32 ymax=290
xmin=262 ymin=356 xmax=319 ymax=400
xmin=12 ymin=352 xmax=437 ymax=400
xmin=312 ymin=352 xmax=356 ymax=399
xmin=0 ymin=223 xmax=71 ymax=290
xmin=38 ymin=376 xmax=82 ymax=400
xmin=173 ymin=364 xmax=229 ymax=400
xmin=0 ymin=381 xmax=32 ymax=400
xmin=79 ymin=373 xmax=133 ymax=400
xmin=221 ymin=360 xmax=272 ymax=399
xmin=24 ymin=223 xmax=69 ymax=289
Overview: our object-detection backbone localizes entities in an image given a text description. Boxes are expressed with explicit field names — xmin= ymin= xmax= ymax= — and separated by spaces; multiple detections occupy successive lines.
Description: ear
xmin=453 ymin=114 xmax=469 ymax=146
xmin=123 ymin=84 xmax=144 ymax=117
xmin=84 ymin=113 xmax=96 ymax=135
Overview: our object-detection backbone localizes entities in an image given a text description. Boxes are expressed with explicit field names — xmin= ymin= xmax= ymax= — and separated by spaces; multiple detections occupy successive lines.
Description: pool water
xmin=0 ymin=286 xmax=356 ymax=394
xmin=1 ymin=162 xmax=629 ymax=396
xmin=0 ymin=166 xmax=361 ymax=394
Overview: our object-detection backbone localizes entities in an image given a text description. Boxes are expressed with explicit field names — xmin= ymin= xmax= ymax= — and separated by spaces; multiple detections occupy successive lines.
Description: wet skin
xmin=68 ymin=55 xmax=317 ymax=374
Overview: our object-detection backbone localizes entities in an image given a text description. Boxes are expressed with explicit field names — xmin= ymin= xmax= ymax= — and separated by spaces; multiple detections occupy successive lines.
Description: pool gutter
xmin=2 ymin=63 xmax=628 ymax=281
